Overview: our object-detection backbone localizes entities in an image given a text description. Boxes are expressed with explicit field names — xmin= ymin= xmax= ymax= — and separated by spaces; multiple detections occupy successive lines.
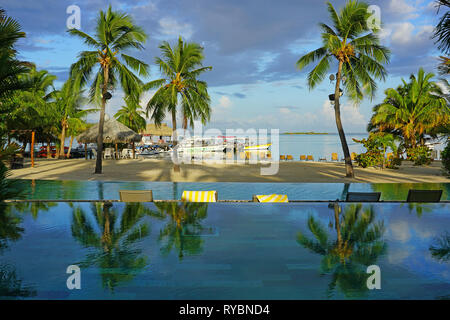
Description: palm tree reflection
xmin=155 ymin=202 xmax=210 ymax=260
xmin=429 ymin=232 xmax=450 ymax=262
xmin=70 ymin=202 xmax=159 ymax=292
xmin=297 ymin=203 xmax=386 ymax=298
xmin=0 ymin=203 xmax=36 ymax=298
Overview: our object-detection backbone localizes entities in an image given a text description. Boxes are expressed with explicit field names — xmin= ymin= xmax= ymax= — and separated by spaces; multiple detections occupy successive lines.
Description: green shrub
xmin=355 ymin=151 xmax=383 ymax=168
xmin=406 ymin=146 xmax=433 ymax=166
xmin=0 ymin=162 xmax=21 ymax=201
xmin=386 ymin=156 xmax=402 ymax=169
xmin=442 ymin=140 xmax=450 ymax=176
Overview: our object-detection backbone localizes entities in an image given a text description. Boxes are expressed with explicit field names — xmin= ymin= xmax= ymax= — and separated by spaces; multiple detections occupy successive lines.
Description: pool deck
xmin=8 ymin=158 xmax=450 ymax=183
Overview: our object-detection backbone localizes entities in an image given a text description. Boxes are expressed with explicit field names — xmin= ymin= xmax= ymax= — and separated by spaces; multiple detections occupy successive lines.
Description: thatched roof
xmin=77 ymin=117 xmax=142 ymax=144
xmin=141 ymin=123 xmax=173 ymax=137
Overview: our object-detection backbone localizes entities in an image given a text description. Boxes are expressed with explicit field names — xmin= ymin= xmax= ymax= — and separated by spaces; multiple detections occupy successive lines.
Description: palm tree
xmin=433 ymin=0 xmax=450 ymax=54
xmin=297 ymin=203 xmax=386 ymax=298
xmin=369 ymin=68 xmax=449 ymax=148
xmin=296 ymin=1 xmax=390 ymax=177
xmin=68 ymin=5 xmax=149 ymax=174
xmin=0 ymin=8 xmax=30 ymax=100
xmin=145 ymin=37 xmax=212 ymax=144
xmin=51 ymin=79 xmax=90 ymax=158
xmin=114 ymin=95 xmax=146 ymax=158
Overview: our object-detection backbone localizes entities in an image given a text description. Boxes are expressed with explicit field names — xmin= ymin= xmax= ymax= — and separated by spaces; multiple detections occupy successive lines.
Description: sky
xmin=2 ymin=0 xmax=445 ymax=133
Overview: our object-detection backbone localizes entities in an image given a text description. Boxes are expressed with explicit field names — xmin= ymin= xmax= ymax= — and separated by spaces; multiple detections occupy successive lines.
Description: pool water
xmin=11 ymin=180 xmax=450 ymax=201
xmin=0 ymin=201 xmax=449 ymax=299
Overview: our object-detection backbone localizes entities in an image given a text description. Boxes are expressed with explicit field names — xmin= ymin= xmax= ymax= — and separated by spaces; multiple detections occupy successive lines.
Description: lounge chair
xmin=406 ymin=189 xmax=442 ymax=202
xmin=331 ymin=153 xmax=338 ymax=161
xmin=307 ymin=155 xmax=314 ymax=161
xmin=300 ymin=155 xmax=306 ymax=161
xmin=252 ymin=194 xmax=289 ymax=203
xmin=351 ymin=152 xmax=357 ymax=161
xmin=104 ymin=148 xmax=113 ymax=159
xmin=346 ymin=192 xmax=381 ymax=202
xmin=280 ymin=155 xmax=286 ymax=160
xmin=287 ymin=155 xmax=293 ymax=161
xmin=181 ymin=190 xmax=218 ymax=202
xmin=119 ymin=190 xmax=153 ymax=202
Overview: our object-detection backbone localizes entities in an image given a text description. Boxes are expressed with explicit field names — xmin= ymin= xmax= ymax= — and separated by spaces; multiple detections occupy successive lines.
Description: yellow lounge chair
xmin=253 ymin=194 xmax=289 ymax=203
xmin=307 ymin=155 xmax=314 ymax=161
xmin=119 ymin=190 xmax=153 ymax=202
xmin=280 ymin=155 xmax=286 ymax=160
xmin=181 ymin=190 xmax=218 ymax=202
xmin=331 ymin=153 xmax=338 ymax=161
xmin=351 ymin=152 xmax=357 ymax=161
xmin=300 ymin=155 xmax=306 ymax=161
xmin=286 ymin=155 xmax=293 ymax=161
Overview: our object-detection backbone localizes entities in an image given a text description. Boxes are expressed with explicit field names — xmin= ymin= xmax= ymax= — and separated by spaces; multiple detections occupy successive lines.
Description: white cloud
xmin=388 ymin=0 xmax=417 ymax=17
xmin=158 ymin=17 xmax=193 ymax=39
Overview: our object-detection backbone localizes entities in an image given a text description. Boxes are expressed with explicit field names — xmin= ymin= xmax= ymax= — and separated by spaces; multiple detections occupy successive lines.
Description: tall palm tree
xmin=296 ymin=1 xmax=390 ymax=177
xmin=114 ymin=95 xmax=146 ymax=158
xmin=68 ymin=5 xmax=149 ymax=174
xmin=369 ymin=68 xmax=449 ymax=148
xmin=145 ymin=37 xmax=212 ymax=144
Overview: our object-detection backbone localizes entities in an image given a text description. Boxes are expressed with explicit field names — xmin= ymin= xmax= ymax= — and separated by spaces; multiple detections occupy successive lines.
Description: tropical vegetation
xmin=68 ymin=5 xmax=149 ymax=173
xmin=296 ymin=0 xmax=390 ymax=177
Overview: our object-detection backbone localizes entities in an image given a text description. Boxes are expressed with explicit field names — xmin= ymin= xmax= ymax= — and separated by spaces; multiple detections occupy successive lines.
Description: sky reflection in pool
xmin=0 ymin=201 xmax=449 ymax=299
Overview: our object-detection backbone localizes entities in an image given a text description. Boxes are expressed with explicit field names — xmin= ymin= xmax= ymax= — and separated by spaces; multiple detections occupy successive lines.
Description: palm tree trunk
xmin=95 ymin=67 xmax=109 ymax=174
xmin=335 ymin=60 xmax=354 ymax=178
xmin=67 ymin=136 xmax=74 ymax=158
xmin=172 ymin=108 xmax=180 ymax=172
xmin=132 ymin=141 xmax=135 ymax=159
xmin=59 ymin=119 xmax=66 ymax=159
xmin=47 ymin=139 xmax=51 ymax=159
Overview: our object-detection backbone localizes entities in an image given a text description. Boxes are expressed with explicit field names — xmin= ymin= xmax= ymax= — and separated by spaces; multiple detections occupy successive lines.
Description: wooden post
xmin=31 ymin=131 xmax=35 ymax=168
xmin=115 ymin=143 xmax=118 ymax=160
xmin=85 ymin=143 xmax=88 ymax=160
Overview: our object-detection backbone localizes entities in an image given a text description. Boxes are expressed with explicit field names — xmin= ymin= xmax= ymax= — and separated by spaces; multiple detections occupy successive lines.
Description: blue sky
xmin=2 ymin=0 xmax=444 ymax=133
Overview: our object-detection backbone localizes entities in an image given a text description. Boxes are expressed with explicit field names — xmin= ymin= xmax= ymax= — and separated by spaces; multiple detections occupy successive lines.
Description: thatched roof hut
xmin=77 ymin=117 xmax=142 ymax=144
xmin=141 ymin=123 xmax=173 ymax=137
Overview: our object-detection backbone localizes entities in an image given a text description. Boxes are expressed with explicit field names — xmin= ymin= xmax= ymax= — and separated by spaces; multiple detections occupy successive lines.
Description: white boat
xmin=176 ymin=136 xmax=227 ymax=153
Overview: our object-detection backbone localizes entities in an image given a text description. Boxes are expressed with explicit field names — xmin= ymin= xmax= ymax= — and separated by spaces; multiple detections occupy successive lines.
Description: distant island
xmin=282 ymin=132 xmax=329 ymax=135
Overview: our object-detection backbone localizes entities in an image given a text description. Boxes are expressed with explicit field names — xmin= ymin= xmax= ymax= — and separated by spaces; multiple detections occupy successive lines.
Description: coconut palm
xmin=296 ymin=1 xmax=390 ymax=177
xmin=68 ymin=5 xmax=149 ymax=174
xmin=429 ymin=231 xmax=450 ymax=262
xmin=369 ymin=68 xmax=450 ymax=148
xmin=50 ymin=79 xmax=91 ymax=158
xmin=145 ymin=37 xmax=212 ymax=143
xmin=114 ymin=95 xmax=146 ymax=158
xmin=0 ymin=8 xmax=30 ymax=100
xmin=297 ymin=203 xmax=386 ymax=298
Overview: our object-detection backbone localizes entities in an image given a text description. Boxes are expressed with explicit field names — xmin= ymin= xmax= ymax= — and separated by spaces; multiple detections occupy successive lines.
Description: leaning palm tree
xmin=145 ymin=37 xmax=212 ymax=144
xmin=114 ymin=95 xmax=146 ymax=158
xmin=369 ymin=68 xmax=449 ymax=148
xmin=68 ymin=5 xmax=149 ymax=173
xmin=296 ymin=1 xmax=390 ymax=177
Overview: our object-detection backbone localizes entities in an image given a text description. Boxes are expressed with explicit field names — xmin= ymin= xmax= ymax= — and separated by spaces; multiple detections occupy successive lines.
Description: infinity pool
xmin=11 ymin=180 xmax=450 ymax=201
xmin=0 ymin=202 xmax=449 ymax=299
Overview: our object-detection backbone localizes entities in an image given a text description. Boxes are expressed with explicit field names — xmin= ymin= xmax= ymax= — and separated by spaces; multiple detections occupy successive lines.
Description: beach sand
xmin=8 ymin=158 xmax=449 ymax=183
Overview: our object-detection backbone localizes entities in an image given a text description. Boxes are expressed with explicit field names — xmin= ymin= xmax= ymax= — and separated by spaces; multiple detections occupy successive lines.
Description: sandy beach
xmin=8 ymin=158 xmax=449 ymax=183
